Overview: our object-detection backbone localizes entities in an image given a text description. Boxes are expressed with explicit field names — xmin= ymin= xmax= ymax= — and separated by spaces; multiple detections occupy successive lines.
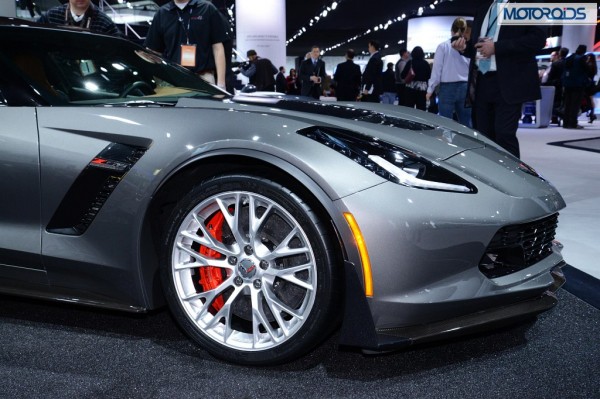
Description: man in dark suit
xmin=453 ymin=0 xmax=546 ymax=158
xmin=333 ymin=49 xmax=362 ymax=101
xmin=545 ymin=47 xmax=569 ymax=125
xmin=299 ymin=46 xmax=327 ymax=99
xmin=275 ymin=66 xmax=287 ymax=93
xmin=361 ymin=40 xmax=383 ymax=103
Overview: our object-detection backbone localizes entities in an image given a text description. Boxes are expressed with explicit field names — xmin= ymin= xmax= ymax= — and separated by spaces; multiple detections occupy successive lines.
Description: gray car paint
xmin=0 ymin=20 xmax=567 ymax=351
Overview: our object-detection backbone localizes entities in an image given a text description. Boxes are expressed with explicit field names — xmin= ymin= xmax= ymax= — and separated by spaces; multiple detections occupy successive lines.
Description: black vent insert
xmin=47 ymin=143 xmax=147 ymax=235
xmin=479 ymin=213 xmax=559 ymax=279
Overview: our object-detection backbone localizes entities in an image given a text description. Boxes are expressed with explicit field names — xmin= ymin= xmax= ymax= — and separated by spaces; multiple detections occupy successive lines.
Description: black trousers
xmin=562 ymin=87 xmax=585 ymax=128
xmin=396 ymin=83 xmax=406 ymax=106
xmin=361 ymin=93 xmax=380 ymax=103
xmin=473 ymin=72 xmax=523 ymax=158
xmin=404 ymin=87 xmax=427 ymax=110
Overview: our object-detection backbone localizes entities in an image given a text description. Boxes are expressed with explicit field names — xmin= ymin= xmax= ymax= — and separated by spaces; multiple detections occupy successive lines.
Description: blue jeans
xmin=438 ymin=82 xmax=472 ymax=127
xmin=380 ymin=92 xmax=396 ymax=104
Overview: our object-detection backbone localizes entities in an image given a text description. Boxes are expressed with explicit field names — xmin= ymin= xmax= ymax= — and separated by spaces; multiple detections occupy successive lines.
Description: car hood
xmin=176 ymin=95 xmax=492 ymax=161
xmin=175 ymin=95 xmax=562 ymax=201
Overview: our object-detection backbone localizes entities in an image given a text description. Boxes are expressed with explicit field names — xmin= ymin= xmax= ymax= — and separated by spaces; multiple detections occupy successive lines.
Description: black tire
xmin=160 ymin=174 xmax=339 ymax=365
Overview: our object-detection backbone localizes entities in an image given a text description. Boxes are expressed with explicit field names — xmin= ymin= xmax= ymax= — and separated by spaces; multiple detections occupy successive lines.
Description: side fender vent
xmin=46 ymin=143 xmax=147 ymax=235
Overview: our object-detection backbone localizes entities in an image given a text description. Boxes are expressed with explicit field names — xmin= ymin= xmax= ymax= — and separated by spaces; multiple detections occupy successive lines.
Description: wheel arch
xmin=138 ymin=149 xmax=356 ymax=312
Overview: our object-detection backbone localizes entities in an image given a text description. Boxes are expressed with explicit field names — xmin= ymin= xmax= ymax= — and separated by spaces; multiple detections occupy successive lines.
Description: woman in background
xmin=286 ymin=68 xmax=300 ymax=95
xmin=401 ymin=46 xmax=431 ymax=111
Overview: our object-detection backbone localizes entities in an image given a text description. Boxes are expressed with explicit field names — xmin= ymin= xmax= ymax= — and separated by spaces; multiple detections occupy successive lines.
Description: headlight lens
xmin=298 ymin=127 xmax=477 ymax=193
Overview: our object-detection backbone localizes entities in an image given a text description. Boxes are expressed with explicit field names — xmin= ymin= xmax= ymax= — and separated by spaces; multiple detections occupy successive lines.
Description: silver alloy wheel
xmin=171 ymin=190 xmax=317 ymax=351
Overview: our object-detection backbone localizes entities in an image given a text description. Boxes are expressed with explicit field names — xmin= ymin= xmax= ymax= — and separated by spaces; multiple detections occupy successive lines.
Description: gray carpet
xmin=0 ymin=290 xmax=598 ymax=398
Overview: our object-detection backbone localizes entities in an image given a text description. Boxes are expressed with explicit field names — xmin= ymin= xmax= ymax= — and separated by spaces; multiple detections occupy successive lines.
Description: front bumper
xmin=339 ymin=262 xmax=566 ymax=352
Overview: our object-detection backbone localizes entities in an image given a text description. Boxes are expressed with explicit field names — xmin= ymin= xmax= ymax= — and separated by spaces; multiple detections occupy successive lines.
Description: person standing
xmin=426 ymin=17 xmax=471 ymax=127
xmin=286 ymin=68 xmax=300 ymax=95
xmin=452 ymin=0 xmax=546 ymax=158
xmin=401 ymin=46 xmax=431 ymax=110
xmin=541 ymin=51 xmax=559 ymax=85
xmin=207 ymin=0 xmax=234 ymax=93
xmin=544 ymin=47 xmax=568 ymax=125
xmin=240 ymin=49 xmax=277 ymax=91
xmin=583 ymin=52 xmax=598 ymax=124
xmin=37 ymin=0 xmax=120 ymax=36
xmin=361 ymin=40 xmax=383 ymax=103
xmin=144 ymin=0 xmax=228 ymax=89
xmin=333 ymin=49 xmax=362 ymax=101
xmin=22 ymin=0 xmax=40 ymax=18
xmin=561 ymin=45 xmax=590 ymax=129
xmin=381 ymin=62 xmax=397 ymax=104
xmin=395 ymin=49 xmax=410 ymax=106
xmin=275 ymin=66 xmax=287 ymax=93
xmin=299 ymin=46 xmax=326 ymax=99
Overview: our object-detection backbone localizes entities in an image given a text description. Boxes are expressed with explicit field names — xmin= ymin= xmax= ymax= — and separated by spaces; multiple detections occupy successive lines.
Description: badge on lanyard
xmin=180 ymin=44 xmax=197 ymax=67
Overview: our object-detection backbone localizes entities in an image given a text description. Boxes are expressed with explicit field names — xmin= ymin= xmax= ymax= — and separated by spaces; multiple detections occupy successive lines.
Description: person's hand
xmin=426 ymin=92 xmax=432 ymax=101
xmin=310 ymin=76 xmax=320 ymax=83
xmin=452 ymin=36 xmax=466 ymax=52
xmin=475 ymin=38 xmax=495 ymax=58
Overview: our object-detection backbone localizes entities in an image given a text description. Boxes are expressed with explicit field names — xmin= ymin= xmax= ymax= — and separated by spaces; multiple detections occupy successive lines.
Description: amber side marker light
xmin=343 ymin=212 xmax=373 ymax=297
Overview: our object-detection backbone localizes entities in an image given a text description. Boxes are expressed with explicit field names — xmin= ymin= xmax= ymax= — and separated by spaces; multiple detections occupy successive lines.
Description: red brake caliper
xmin=198 ymin=211 xmax=226 ymax=312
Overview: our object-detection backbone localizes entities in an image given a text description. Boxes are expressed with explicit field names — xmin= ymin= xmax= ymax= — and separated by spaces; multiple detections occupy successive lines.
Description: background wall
xmin=0 ymin=1 xmax=16 ymax=17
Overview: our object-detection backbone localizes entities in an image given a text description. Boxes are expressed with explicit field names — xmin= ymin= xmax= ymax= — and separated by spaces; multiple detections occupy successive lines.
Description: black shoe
xmin=590 ymin=114 xmax=597 ymax=123
xmin=563 ymin=125 xmax=584 ymax=130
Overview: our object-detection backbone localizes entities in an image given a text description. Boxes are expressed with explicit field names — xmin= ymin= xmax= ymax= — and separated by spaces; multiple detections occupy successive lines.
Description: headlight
xmin=298 ymin=127 xmax=477 ymax=193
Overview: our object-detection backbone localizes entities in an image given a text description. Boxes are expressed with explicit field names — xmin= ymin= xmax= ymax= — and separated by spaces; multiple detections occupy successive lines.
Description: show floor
xmin=0 ymin=290 xmax=598 ymax=398
xmin=518 ymin=115 xmax=600 ymax=281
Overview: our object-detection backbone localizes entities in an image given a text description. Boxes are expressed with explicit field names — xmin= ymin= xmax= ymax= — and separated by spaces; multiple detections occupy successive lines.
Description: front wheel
xmin=160 ymin=174 xmax=339 ymax=365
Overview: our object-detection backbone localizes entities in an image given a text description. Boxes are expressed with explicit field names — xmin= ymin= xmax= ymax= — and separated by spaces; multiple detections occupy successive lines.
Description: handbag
xmin=404 ymin=67 xmax=416 ymax=84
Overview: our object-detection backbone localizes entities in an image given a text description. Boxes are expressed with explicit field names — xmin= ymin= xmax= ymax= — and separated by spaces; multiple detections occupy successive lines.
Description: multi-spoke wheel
xmin=161 ymin=174 xmax=339 ymax=365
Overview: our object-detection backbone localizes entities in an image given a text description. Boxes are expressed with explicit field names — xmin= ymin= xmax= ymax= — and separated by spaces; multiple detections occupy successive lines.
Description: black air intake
xmin=479 ymin=213 xmax=559 ymax=278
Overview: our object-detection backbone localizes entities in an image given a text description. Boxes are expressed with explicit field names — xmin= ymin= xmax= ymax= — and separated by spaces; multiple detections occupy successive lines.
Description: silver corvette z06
xmin=0 ymin=18 xmax=567 ymax=365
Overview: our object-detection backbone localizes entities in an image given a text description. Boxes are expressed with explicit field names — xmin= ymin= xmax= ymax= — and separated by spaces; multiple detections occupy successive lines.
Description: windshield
xmin=0 ymin=26 xmax=225 ymax=105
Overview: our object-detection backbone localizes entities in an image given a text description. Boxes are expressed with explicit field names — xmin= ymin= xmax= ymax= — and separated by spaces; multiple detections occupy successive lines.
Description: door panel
xmin=0 ymin=108 xmax=44 ymax=274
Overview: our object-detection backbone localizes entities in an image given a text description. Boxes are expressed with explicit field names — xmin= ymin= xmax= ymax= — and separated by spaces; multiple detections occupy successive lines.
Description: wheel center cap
xmin=238 ymin=258 xmax=257 ymax=279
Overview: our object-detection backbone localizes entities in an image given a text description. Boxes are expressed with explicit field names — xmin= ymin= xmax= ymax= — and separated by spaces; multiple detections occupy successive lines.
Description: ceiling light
xmin=332 ymin=2 xmax=338 ymax=10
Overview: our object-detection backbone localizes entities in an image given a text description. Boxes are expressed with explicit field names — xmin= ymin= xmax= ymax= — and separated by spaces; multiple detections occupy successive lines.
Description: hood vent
xmin=275 ymin=100 xmax=435 ymax=131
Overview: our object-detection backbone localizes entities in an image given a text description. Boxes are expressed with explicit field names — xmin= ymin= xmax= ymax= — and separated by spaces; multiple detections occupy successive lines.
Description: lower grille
xmin=479 ymin=213 xmax=559 ymax=278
